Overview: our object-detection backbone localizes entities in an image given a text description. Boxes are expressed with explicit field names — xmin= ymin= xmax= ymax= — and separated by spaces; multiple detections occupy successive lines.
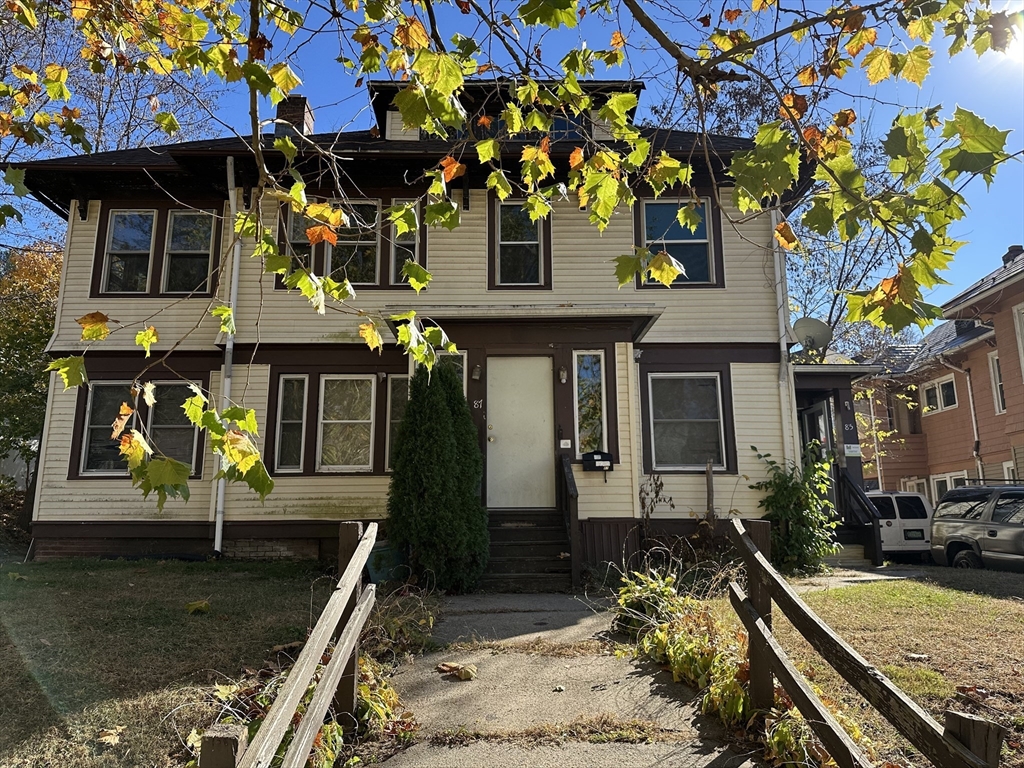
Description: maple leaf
xmin=111 ymin=402 xmax=134 ymax=439
xmin=477 ymin=62 xmax=494 ymax=74
xmin=834 ymin=108 xmax=857 ymax=130
xmin=610 ymin=31 xmax=626 ymax=49
xmin=477 ymin=114 xmax=493 ymax=129
xmin=135 ymin=325 xmax=158 ymax=357
xmin=394 ymin=18 xmax=431 ymax=50
xmin=796 ymin=64 xmax=817 ymax=86
xmin=306 ymin=224 xmax=338 ymax=246
xmin=439 ymin=155 xmax=467 ymax=183
xmin=698 ymin=13 xmax=711 ymax=26
xmin=76 ymin=311 xmax=111 ymax=341
xmin=97 ymin=726 xmax=126 ymax=746
xmin=359 ymin=321 xmax=383 ymax=352
xmin=773 ymin=221 xmax=799 ymax=250
xmin=724 ymin=9 xmax=742 ymax=23
xmin=569 ymin=146 xmax=585 ymax=171
xmin=779 ymin=93 xmax=808 ymax=121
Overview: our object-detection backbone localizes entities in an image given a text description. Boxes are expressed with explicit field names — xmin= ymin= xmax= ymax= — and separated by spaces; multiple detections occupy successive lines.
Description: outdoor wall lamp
xmin=559 ymin=366 xmax=568 ymax=384
xmin=471 ymin=365 xmax=482 ymax=380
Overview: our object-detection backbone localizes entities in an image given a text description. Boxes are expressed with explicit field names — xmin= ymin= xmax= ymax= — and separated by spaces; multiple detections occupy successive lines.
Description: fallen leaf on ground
xmin=436 ymin=662 xmax=478 ymax=680
xmin=904 ymin=653 xmax=931 ymax=662
xmin=185 ymin=599 xmax=211 ymax=615
xmin=7 ymin=572 xmax=26 ymax=581
xmin=553 ymin=685 xmax=565 ymax=692
xmin=271 ymin=640 xmax=303 ymax=653
xmin=97 ymin=726 xmax=126 ymax=745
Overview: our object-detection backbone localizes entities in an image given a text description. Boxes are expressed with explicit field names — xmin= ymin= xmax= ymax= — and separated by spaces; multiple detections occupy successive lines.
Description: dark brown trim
xmin=637 ymin=357 xmax=738 ymax=475
xmin=487 ymin=191 xmax=554 ymax=291
xmin=632 ymin=193 xmax=725 ymax=289
xmin=67 ymin=355 xmax=216 ymax=481
xmin=90 ymin=199 xmax=224 ymax=299
xmin=636 ymin=343 xmax=780 ymax=365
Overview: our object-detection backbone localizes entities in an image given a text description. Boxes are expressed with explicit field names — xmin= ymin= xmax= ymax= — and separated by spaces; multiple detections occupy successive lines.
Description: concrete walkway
xmin=385 ymin=593 xmax=759 ymax=768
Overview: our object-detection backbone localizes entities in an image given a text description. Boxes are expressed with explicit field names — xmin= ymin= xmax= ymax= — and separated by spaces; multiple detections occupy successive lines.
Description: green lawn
xmin=0 ymin=556 xmax=335 ymax=767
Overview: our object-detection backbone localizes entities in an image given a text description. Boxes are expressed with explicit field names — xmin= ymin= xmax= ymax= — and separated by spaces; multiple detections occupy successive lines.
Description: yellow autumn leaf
xmin=359 ymin=322 xmax=383 ymax=352
xmin=76 ymin=311 xmax=111 ymax=341
xmin=773 ymin=221 xmax=799 ymax=250
xmin=394 ymin=18 xmax=431 ymax=50
xmin=111 ymin=402 xmax=134 ymax=439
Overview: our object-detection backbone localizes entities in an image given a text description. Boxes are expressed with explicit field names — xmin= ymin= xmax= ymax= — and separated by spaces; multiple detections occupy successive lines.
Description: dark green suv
xmin=931 ymin=486 xmax=1024 ymax=572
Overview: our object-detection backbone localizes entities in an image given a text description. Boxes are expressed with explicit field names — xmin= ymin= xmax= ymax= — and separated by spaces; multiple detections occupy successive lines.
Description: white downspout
xmin=770 ymin=210 xmax=797 ymax=463
xmin=868 ymin=394 xmax=884 ymax=490
xmin=214 ymin=156 xmax=243 ymax=554
xmin=940 ymin=357 xmax=984 ymax=481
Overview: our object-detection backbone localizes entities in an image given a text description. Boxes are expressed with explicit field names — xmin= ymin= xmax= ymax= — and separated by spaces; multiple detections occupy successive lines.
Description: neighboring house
xmin=17 ymin=81 xmax=824 ymax=580
xmin=858 ymin=245 xmax=1024 ymax=502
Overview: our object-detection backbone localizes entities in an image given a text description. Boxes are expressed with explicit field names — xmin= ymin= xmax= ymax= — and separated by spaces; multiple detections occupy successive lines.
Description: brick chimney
xmin=1002 ymin=244 xmax=1023 ymax=266
xmin=275 ymin=95 xmax=314 ymax=137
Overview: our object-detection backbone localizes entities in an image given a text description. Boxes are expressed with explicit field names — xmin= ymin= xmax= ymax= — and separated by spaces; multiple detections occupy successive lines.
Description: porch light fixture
xmin=471 ymin=365 xmax=482 ymax=380
xmin=559 ymin=366 xmax=568 ymax=384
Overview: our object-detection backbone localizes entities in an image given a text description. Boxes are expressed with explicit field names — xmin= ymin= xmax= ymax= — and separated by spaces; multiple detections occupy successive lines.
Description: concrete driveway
xmin=383 ymin=593 xmax=759 ymax=768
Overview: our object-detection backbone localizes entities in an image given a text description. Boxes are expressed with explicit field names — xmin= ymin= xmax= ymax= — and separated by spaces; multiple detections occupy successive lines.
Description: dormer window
xmin=634 ymin=197 xmax=724 ymax=289
xmin=488 ymin=197 xmax=552 ymax=290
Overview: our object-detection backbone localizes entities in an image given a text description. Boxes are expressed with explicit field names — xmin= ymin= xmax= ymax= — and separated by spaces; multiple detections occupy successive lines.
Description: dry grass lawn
xmin=768 ymin=566 xmax=1024 ymax=767
xmin=0 ymin=555 xmax=335 ymax=767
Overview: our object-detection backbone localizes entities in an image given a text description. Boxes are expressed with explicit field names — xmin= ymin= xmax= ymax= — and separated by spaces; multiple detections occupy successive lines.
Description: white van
xmin=866 ymin=491 xmax=934 ymax=555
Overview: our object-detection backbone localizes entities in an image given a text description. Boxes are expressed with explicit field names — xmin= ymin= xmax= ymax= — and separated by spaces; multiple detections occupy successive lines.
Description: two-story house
xmin=859 ymin=245 xmax=1023 ymax=501
xmin=18 ymin=81 xmax=805 ymax=586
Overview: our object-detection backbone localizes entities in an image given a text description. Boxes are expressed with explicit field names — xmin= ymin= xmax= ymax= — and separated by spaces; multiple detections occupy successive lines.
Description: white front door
xmin=486 ymin=356 xmax=556 ymax=508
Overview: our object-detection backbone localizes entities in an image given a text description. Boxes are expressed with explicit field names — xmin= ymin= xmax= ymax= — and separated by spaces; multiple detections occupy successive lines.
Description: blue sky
xmin=210 ymin=3 xmax=1024 ymax=306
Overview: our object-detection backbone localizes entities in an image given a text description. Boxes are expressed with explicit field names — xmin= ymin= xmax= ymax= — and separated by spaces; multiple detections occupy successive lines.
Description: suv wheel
xmin=952 ymin=550 xmax=982 ymax=569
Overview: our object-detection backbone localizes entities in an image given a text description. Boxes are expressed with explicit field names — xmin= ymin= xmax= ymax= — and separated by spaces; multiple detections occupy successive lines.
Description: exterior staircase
xmin=479 ymin=508 xmax=573 ymax=592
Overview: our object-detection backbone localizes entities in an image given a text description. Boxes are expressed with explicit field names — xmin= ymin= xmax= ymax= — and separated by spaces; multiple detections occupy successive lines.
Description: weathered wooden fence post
xmin=199 ymin=723 xmax=248 ymax=768
xmin=741 ymin=519 xmax=774 ymax=712
xmin=944 ymin=710 xmax=1007 ymax=768
xmin=335 ymin=521 xmax=363 ymax=730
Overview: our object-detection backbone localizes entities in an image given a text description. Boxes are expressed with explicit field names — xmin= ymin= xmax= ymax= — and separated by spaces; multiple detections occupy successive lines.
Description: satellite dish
xmin=793 ymin=316 xmax=833 ymax=351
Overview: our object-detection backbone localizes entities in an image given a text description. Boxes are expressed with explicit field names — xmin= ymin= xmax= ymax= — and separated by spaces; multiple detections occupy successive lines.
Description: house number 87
xmin=473 ymin=400 xmax=483 ymax=409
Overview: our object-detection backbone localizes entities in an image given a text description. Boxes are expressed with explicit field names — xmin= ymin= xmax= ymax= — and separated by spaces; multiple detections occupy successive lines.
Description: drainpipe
xmin=214 ymin=156 xmax=243 ymax=554
xmin=939 ymin=357 xmax=984 ymax=481
xmin=868 ymin=394 xmax=884 ymax=490
xmin=770 ymin=210 xmax=797 ymax=463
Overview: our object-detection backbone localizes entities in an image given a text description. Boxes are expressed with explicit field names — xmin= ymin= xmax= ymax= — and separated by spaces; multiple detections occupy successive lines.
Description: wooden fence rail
xmin=200 ymin=522 xmax=377 ymax=768
xmin=727 ymin=519 xmax=1005 ymax=768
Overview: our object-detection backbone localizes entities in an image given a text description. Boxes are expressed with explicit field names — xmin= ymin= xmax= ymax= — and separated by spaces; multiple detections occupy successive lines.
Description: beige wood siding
xmin=49 ymin=199 xmax=230 ymax=352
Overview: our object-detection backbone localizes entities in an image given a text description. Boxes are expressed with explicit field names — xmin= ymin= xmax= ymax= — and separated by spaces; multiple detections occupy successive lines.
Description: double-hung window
xmin=921 ymin=375 xmax=957 ymax=414
xmin=648 ymin=373 xmax=725 ymax=470
xmin=103 ymin=211 xmax=156 ymax=292
xmin=163 ymin=211 xmax=216 ymax=293
xmin=641 ymin=199 xmax=714 ymax=285
xmin=573 ymin=350 xmax=607 ymax=457
xmin=82 ymin=382 xmax=136 ymax=473
xmin=275 ymin=375 xmax=308 ymax=472
xmin=391 ymin=199 xmax=420 ymax=284
xmin=328 ymin=202 xmax=380 ymax=285
xmin=988 ymin=352 xmax=1006 ymax=414
xmin=317 ymin=375 xmax=375 ymax=471
xmin=496 ymin=202 xmax=542 ymax=286
xmin=286 ymin=208 xmax=314 ymax=271
xmin=147 ymin=382 xmax=200 ymax=470
xmin=386 ymin=375 xmax=410 ymax=470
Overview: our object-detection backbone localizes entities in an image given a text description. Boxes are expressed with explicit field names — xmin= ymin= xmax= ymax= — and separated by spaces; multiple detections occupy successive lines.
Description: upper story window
xmin=641 ymin=199 xmax=714 ymax=285
xmin=280 ymin=197 xmax=424 ymax=290
xmin=489 ymin=199 xmax=551 ymax=289
xmin=96 ymin=204 xmax=219 ymax=297
xmin=921 ymin=375 xmax=957 ymax=414
xmin=988 ymin=352 xmax=1006 ymax=414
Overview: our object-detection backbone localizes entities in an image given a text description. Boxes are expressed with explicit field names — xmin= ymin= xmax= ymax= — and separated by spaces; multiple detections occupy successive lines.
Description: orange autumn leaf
xmin=610 ymin=31 xmax=626 ymax=49
xmin=477 ymin=114 xmax=494 ymax=129
xmin=834 ymin=108 xmax=857 ymax=131
xmin=394 ymin=18 xmax=430 ymax=50
xmin=724 ymin=8 xmax=742 ymax=23
xmin=76 ymin=311 xmax=111 ymax=341
xmin=802 ymin=125 xmax=824 ymax=154
xmin=539 ymin=135 xmax=551 ymax=155
xmin=477 ymin=62 xmax=494 ymax=74
xmin=779 ymin=93 xmax=808 ymax=121
xmin=796 ymin=64 xmax=817 ymax=86
xmin=698 ymin=14 xmax=711 ymax=27
xmin=111 ymin=402 xmax=134 ymax=439
xmin=569 ymin=146 xmax=585 ymax=171
xmin=439 ymin=155 xmax=467 ymax=183
xmin=306 ymin=224 xmax=337 ymax=246
xmin=773 ymin=221 xmax=799 ymax=250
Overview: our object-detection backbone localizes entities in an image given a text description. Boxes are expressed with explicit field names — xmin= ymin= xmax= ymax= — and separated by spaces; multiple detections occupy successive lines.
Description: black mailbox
xmin=581 ymin=451 xmax=613 ymax=471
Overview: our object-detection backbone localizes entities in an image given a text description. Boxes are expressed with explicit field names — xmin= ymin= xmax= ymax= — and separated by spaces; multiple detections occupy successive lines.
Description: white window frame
xmin=572 ymin=349 xmax=608 ymax=459
xmin=327 ymin=199 xmax=381 ymax=286
xmin=161 ymin=209 xmax=216 ymax=294
xmin=647 ymin=372 xmax=727 ymax=472
xmin=1004 ymin=460 xmax=1018 ymax=481
xmin=988 ymin=351 xmax=1006 ymax=414
xmin=921 ymin=374 xmax=958 ymax=415
xmin=274 ymin=374 xmax=308 ymax=473
xmin=930 ymin=470 xmax=968 ymax=501
xmin=316 ymin=374 xmax=376 ymax=472
xmin=386 ymin=374 xmax=410 ymax=471
xmin=640 ymin=197 xmax=715 ymax=285
xmin=390 ymin=198 xmax=420 ymax=285
xmin=1014 ymin=301 xmax=1024 ymax=378
xmin=101 ymin=209 xmax=157 ymax=294
xmin=145 ymin=380 xmax=201 ymax=473
xmin=495 ymin=199 xmax=543 ymax=287
xmin=80 ymin=380 xmax=136 ymax=475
